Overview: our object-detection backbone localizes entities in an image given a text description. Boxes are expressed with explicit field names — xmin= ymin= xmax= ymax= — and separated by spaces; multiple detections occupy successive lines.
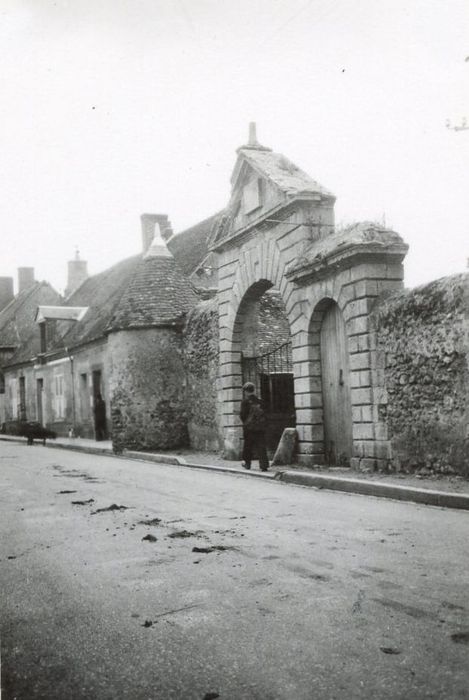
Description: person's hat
xmin=243 ymin=382 xmax=255 ymax=393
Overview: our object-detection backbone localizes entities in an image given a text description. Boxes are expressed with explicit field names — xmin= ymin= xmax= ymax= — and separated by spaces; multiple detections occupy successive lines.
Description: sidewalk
xmin=1 ymin=433 xmax=469 ymax=510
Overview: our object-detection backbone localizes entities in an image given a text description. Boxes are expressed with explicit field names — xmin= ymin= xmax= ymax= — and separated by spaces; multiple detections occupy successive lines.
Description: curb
xmin=2 ymin=435 xmax=468 ymax=510
xmin=124 ymin=451 xmax=276 ymax=480
xmin=276 ymin=471 xmax=469 ymax=511
xmin=0 ymin=435 xmax=114 ymax=458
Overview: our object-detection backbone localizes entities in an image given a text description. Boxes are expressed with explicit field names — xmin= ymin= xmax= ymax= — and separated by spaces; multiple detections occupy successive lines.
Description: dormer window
xmin=244 ymin=177 xmax=264 ymax=214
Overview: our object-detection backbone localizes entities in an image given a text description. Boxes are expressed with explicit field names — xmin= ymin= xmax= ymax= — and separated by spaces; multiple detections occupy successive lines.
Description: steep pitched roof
xmin=0 ymin=281 xmax=61 ymax=349
xmin=59 ymin=255 xmax=141 ymax=347
xmin=233 ymin=147 xmax=334 ymax=198
xmin=168 ymin=212 xmax=223 ymax=275
xmin=5 ymin=256 xmax=140 ymax=365
xmin=107 ymin=253 xmax=198 ymax=331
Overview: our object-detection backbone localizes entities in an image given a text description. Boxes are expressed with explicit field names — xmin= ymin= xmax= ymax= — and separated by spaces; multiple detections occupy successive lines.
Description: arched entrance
xmin=309 ymin=298 xmax=353 ymax=466
xmin=236 ymin=281 xmax=296 ymax=453
xmin=320 ymin=301 xmax=353 ymax=465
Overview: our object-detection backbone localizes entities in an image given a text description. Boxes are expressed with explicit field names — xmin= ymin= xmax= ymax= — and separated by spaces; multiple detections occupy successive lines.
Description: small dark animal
xmin=21 ymin=422 xmax=57 ymax=445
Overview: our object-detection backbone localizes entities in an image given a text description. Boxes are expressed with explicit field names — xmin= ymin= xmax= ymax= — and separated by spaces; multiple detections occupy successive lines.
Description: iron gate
xmin=242 ymin=342 xmax=295 ymax=451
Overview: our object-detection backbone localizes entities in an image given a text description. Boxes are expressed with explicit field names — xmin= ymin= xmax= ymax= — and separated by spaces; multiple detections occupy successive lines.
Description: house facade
xmin=0 ymin=270 xmax=62 ymax=425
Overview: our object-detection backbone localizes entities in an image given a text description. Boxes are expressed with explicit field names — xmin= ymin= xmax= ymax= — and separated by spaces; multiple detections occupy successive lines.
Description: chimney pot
xmin=248 ymin=122 xmax=258 ymax=146
xmin=0 ymin=276 xmax=14 ymax=311
xmin=18 ymin=267 xmax=35 ymax=293
xmin=65 ymin=251 xmax=88 ymax=298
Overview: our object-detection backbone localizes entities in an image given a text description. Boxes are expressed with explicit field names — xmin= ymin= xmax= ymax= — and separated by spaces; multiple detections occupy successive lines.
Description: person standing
xmin=240 ymin=382 xmax=269 ymax=472
xmin=94 ymin=393 xmax=107 ymax=441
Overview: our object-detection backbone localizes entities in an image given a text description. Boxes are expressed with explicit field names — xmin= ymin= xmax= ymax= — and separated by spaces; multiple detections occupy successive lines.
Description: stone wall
xmin=183 ymin=298 xmax=222 ymax=451
xmin=253 ymin=289 xmax=291 ymax=356
xmin=108 ymin=327 xmax=189 ymax=453
xmin=374 ymin=274 xmax=469 ymax=475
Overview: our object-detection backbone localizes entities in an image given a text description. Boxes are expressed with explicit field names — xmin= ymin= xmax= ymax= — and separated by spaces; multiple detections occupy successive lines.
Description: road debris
xmin=380 ymin=647 xmax=401 ymax=655
xmin=142 ymin=534 xmax=157 ymax=542
xmin=139 ymin=517 xmax=162 ymax=526
xmin=192 ymin=545 xmax=235 ymax=554
xmin=451 ymin=631 xmax=469 ymax=644
xmin=71 ymin=499 xmax=95 ymax=505
xmin=168 ymin=529 xmax=203 ymax=539
xmin=58 ymin=490 xmax=77 ymax=494
xmin=92 ymin=504 xmax=130 ymax=514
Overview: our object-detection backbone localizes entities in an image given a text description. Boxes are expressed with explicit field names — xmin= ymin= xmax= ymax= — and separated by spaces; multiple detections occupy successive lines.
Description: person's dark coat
xmin=240 ymin=392 xmax=269 ymax=471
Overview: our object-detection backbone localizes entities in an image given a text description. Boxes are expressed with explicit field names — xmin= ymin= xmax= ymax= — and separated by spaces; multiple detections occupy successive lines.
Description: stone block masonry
xmin=373 ymin=273 xmax=469 ymax=476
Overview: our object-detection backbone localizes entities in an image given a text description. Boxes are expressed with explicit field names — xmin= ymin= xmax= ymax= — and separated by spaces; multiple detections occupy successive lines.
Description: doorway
xmin=19 ymin=377 xmax=26 ymax=421
xmin=320 ymin=302 xmax=353 ymax=465
xmin=36 ymin=378 xmax=44 ymax=424
xmin=242 ymin=341 xmax=295 ymax=452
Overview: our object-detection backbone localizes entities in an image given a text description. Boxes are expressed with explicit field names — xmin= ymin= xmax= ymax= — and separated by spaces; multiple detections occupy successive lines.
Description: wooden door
xmin=320 ymin=303 xmax=353 ymax=465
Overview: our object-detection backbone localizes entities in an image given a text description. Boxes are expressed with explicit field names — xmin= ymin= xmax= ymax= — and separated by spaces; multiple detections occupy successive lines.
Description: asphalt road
xmin=0 ymin=442 xmax=468 ymax=700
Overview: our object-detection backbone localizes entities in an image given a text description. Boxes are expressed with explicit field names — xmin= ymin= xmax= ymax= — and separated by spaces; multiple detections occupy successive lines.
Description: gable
xmin=210 ymin=145 xmax=334 ymax=250
xmin=211 ymin=162 xmax=286 ymax=247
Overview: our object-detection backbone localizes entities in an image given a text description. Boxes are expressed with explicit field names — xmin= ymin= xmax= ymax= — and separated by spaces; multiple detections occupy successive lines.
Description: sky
xmin=0 ymin=0 xmax=468 ymax=294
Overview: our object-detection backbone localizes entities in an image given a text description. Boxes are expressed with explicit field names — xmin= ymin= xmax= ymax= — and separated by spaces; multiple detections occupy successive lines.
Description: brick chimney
xmin=65 ymin=249 xmax=88 ymax=298
xmin=18 ymin=267 xmax=35 ymax=293
xmin=141 ymin=213 xmax=173 ymax=253
xmin=0 ymin=276 xmax=14 ymax=311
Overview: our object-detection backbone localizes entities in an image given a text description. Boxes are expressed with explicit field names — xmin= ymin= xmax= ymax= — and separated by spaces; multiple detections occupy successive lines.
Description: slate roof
xmin=5 ymin=256 xmax=140 ymax=365
xmin=59 ymin=255 xmax=141 ymax=347
xmin=0 ymin=281 xmax=61 ymax=350
xmin=235 ymin=147 xmax=334 ymax=198
xmin=107 ymin=253 xmax=198 ymax=331
xmin=167 ymin=212 xmax=223 ymax=275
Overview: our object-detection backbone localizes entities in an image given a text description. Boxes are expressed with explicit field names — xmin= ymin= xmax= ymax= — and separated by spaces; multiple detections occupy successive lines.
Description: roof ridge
xmin=0 ymin=280 xmax=44 ymax=328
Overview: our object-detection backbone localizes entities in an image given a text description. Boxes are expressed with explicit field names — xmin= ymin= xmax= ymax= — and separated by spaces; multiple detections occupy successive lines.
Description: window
xmin=244 ymin=177 xmax=263 ymax=213
xmin=9 ymin=378 xmax=18 ymax=419
xmin=36 ymin=378 xmax=44 ymax=424
xmin=54 ymin=374 xmax=65 ymax=419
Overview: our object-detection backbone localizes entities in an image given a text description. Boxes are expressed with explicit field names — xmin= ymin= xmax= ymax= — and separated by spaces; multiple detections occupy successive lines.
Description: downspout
xmin=65 ymin=347 xmax=76 ymax=437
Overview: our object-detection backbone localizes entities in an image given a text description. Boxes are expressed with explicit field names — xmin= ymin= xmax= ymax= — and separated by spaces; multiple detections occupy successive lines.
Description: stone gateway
xmin=1 ymin=125 xmax=468 ymax=476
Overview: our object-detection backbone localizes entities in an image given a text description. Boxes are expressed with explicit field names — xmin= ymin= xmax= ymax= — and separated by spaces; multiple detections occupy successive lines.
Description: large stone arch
xmin=219 ymin=239 xmax=299 ymax=458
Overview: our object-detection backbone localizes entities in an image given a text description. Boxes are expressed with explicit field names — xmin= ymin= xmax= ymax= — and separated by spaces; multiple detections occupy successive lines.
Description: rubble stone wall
xmin=183 ymin=298 xmax=221 ymax=451
xmin=255 ymin=289 xmax=291 ymax=356
xmin=108 ymin=328 xmax=189 ymax=453
xmin=374 ymin=273 xmax=469 ymax=475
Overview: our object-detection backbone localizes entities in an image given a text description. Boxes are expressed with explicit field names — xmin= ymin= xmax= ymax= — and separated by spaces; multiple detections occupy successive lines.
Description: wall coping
xmin=286 ymin=242 xmax=408 ymax=286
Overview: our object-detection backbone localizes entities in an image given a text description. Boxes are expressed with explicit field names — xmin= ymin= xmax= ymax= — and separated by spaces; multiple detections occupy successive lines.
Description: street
xmin=0 ymin=442 xmax=468 ymax=700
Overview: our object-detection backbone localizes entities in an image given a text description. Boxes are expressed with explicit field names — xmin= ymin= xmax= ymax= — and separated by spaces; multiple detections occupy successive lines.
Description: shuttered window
xmin=54 ymin=374 xmax=65 ymax=419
